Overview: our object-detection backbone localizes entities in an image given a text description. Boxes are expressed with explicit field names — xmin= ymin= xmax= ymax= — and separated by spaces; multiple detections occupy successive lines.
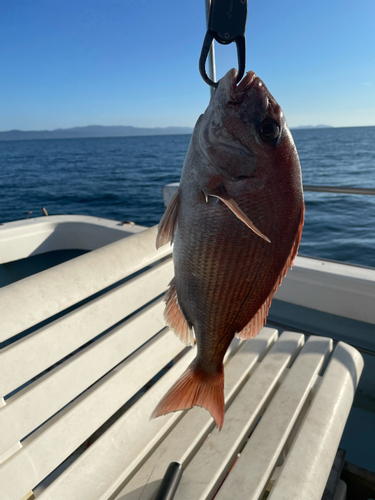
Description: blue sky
xmin=0 ymin=0 xmax=374 ymax=131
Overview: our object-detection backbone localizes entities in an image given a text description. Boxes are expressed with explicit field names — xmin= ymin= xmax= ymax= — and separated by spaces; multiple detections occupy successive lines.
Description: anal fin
xmin=236 ymin=296 xmax=272 ymax=340
xmin=164 ymin=278 xmax=194 ymax=346
xmin=156 ymin=189 xmax=180 ymax=249
xmin=236 ymin=205 xmax=305 ymax=340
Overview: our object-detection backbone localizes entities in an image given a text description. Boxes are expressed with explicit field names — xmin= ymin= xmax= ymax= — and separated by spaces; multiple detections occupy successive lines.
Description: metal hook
xmin=199 ymin=0 xmax=248 ymax=88
xmin=199 ymin=30 xmax=218 ymax=88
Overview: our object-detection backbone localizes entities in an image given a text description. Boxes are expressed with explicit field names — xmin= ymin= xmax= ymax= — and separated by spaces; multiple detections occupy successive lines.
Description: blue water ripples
xmin=0 ymin=127 xmax=374 ymax=268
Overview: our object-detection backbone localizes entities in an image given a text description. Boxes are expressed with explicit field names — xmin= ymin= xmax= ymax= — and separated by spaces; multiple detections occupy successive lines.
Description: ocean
xmin=0 ymin=126 xmax=374 ymax=268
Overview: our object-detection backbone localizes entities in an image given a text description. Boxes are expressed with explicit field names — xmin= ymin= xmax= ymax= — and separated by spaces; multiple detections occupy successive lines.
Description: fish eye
xmin=259 ymin=118 xmax=280 ymax=143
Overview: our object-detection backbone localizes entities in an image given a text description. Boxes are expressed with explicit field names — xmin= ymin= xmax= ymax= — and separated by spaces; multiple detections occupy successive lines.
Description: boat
xmin=1 ymin=185 xmax=375 ymax=491
xmin=0 ymin=214 xmax=145 ymax=288
xmin=1 ymin=1 xmax=374 ymax=497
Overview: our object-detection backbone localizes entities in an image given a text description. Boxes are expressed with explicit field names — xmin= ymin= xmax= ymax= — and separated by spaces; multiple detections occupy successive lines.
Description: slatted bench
xmin=0 ymin=226 xmax=363 ymax=500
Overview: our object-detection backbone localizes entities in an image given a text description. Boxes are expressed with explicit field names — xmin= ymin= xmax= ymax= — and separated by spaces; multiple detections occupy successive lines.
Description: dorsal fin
xmin=156 ymin=189 xmax=180 ymax=249
xmin=164 ymin=278 xmax=194 ymax=346
xmin=236 ymin=205 xmax=305 ymax=340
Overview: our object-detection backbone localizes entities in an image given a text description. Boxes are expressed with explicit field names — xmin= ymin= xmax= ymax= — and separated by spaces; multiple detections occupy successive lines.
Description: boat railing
xmin=303 ymin=185 xmax=375 ymax=195
xmin=162 ymin=182 xmax=375 ymax=211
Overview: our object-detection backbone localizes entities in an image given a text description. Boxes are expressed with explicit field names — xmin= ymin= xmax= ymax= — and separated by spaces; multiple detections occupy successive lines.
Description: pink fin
xmin=236 ymin=296 xmax=272 ymax=339
xmin=236 ymin=205 xmax=305 ymax=340
xmin=152 ymin=362 xmax=225 ymax=429
xmin=156 ymin=189 xmax=179 ymax=249
xmin=164 ymin=278 xmax=194 ymax=346
xmin=206 ymin=185 xmax=270 ymax=243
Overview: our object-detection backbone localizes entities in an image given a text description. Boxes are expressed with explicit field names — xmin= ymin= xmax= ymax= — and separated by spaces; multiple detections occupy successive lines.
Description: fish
xmin=152 ymin=68 xmax=304 ymax=429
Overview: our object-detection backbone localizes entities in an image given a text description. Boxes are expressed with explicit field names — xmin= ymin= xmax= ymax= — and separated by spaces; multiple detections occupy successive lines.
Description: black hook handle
xmin=199 ymin=0 xmax=248 ymax=88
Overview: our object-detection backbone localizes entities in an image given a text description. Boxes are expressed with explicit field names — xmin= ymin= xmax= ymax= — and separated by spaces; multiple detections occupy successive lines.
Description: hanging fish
xmin=152 ymin=69 xmax=304 ymax=429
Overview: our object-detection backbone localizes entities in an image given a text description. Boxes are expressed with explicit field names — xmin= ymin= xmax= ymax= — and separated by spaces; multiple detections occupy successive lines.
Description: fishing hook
xmin=199 ymin=0 xmax=247 ymax=88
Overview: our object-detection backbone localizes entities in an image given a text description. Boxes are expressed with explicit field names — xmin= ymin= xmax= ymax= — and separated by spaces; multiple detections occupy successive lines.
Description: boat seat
xmin=0 ymin=226 xmax=363 ymax=500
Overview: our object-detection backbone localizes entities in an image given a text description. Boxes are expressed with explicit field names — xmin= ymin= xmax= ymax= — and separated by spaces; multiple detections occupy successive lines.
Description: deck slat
xmin=115 ymin=328 xmax=279 ymax=500
xmin=35 ymin=344 xmax=198 ymax=500
xmin=215 ymin=335 xmax=333 ymax=500
xmin=268 ymin=342 xmax=364 ymax=500
xmin=0 ymin=298 xmax=167 ymax=456
xmin=0 ymin=258 xmax=173 ymax=398
xmin=35 ymin=334 xmax=255 ymax=500
xmin=171 ymin=331 xmax=305 ymax=500
xmin=0 ymin=328 xmax=187 ymax=500
xmin=0 ymin=225 xmax=171 ymax=341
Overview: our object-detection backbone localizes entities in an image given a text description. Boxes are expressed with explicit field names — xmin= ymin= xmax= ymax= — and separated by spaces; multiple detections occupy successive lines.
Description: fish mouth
xmin=236 ymin=71 xmax=257 ymax=92
xmin=229 ymin=71 xmax=259 ymax=104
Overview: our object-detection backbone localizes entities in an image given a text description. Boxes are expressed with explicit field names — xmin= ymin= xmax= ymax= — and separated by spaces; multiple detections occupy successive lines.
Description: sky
xmin=0 ymin=0 xmax=374 ymax=131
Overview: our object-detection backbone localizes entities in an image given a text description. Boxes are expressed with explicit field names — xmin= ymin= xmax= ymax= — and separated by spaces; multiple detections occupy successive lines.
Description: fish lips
xmin=236 ymin=70 xmax=257 ymax=92
xmin=228 ymin=70 xmax=259 ymax=105
xmin=214 ymin=69 xmax=264 ymax=111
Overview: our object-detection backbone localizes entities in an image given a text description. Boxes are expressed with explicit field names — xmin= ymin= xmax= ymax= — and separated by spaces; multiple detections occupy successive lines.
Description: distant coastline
xmin=0 ymin=125 xmax=194 ymax=142
xmin=1 ymin=124 xmax=374 ymax=142
xmin=290 ymin=125 xmax=333 ymax=129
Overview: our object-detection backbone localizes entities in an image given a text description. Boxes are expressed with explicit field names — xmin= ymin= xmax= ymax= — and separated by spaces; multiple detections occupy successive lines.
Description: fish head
xmin=196 ymin=68 xmax=301 ymax=193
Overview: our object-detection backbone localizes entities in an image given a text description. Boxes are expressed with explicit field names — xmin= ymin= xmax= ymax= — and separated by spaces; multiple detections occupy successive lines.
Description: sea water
xmin=0 ymin=126 xmax=374 ymax=268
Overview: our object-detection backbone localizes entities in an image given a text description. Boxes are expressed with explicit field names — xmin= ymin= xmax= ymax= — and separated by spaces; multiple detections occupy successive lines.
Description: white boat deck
xmin=0 ymin=214 xmax=144 ymax=265
xmin=0 ymin=226 xmax=366 ymax=499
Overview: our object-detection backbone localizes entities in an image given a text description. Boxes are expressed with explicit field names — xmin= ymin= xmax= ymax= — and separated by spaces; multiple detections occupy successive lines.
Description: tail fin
xmin=152 ymin=362 xmax=225 ymax=429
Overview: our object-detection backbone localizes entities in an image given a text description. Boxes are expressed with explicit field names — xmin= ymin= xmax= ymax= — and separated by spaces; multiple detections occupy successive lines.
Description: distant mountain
xmin=0 ymin=125 xmax=194 ymax=141
xmin=291 ymin=125 xmax=333 ymax=129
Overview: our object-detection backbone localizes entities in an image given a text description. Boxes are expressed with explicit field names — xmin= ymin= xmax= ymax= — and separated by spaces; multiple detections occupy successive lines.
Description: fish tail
xmin=151 ymin=361 xmax=225 ymax=429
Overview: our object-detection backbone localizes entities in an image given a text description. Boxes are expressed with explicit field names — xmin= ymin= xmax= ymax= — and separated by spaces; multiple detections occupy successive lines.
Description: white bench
xmin=0 ymin=226 xmax=363 ymax=500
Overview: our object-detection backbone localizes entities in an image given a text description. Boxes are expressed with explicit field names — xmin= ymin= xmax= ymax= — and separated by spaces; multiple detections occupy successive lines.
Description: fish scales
xmin=153 ymin=69 xmax=304 ymax=428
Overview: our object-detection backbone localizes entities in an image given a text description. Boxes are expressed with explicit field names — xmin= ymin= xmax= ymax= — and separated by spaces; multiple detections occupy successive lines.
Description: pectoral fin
xmin=204 ymin=184 xmax=270 ymax=243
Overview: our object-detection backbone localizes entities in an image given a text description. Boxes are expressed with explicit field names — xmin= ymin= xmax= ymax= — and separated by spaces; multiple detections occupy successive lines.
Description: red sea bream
xmin=152 ymin=68 xmax=304 ymax=428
